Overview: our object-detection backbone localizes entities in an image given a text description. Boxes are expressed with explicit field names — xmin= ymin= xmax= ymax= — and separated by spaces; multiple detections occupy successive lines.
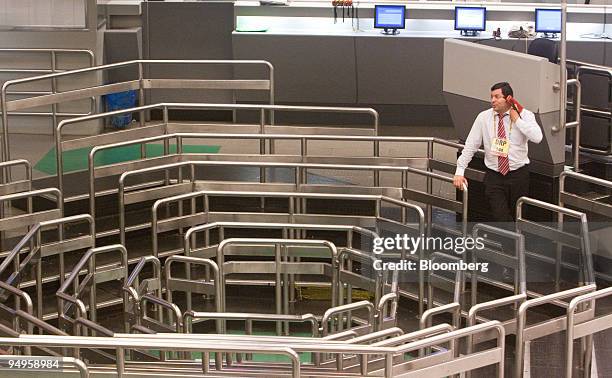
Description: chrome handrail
xmin=0 ymin=48 xmax=95 ymax=164
xmin=0 ymin=355 xmax=89 ymax=377
xmin=0 ymin=159 xmax=31 ymax=196
xmin=515 ymin=284 xmax=597 ymax=378
xmin=55 ymin=104 xmax=379 ymax=198
xmin=56 ymin=245 xmax=128 ymax=336
xmin=217 ymin=238 xmax=338 ymax=335
xmin=2 ymin=59 xmax=274 ymax=167
xmin=1 ymin=320 xmax=506 ymax=377
xmin=110 ymin=159 xmax=467 ymax=234
xmin=565 ymin=286 xmax=612 ymax=378
xmin=516 ymin=196 xmax=594 ymax=288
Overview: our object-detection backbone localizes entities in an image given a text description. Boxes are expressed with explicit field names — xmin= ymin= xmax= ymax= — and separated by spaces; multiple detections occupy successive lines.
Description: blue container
xmin=105 ymin=91 xmax=137 ymax=129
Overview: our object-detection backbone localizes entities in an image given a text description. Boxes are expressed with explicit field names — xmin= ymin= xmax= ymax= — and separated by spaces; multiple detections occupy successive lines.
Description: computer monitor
xmin=535 ymin=9 xmax=562 ymax=37
xmin=454 ymin=7 xmax=486 ymax=36
xmin=374 ymin=5 xmax=406 ymax=35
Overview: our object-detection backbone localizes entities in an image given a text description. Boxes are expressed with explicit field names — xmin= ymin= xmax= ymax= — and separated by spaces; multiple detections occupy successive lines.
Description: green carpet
xmin=34 ymin=144 xmax=221 ymax=175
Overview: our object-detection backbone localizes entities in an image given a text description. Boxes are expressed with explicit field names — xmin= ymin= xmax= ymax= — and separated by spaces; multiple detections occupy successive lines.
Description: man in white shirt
xmin=453 ymin=82 xmax=543 ymax=222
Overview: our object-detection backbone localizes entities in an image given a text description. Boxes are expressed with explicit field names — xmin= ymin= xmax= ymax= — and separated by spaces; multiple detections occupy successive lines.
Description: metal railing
xmin=419 ymin=252 xmax=463 ymax=331
xmin=56 ymin=104 xmax=380 ymax=198
xmin=337 ymin=248 xmax=398 ymax=330
xmin=0 ymin=355 xmax=89 ymax=377
xmin=110 ymin=158 xmax=467 ymax=236
xmin=516 ymin=196 xmax=594 ymax=291
xmin=183 ymin=311 xmax=319 ymax=336
xmin=217 ymin=238 xmax=339 ymax=334
xmin=471 ymin=223 xmax=526 ymax=305
xmin=0 ymin=159 xmax=31 ymax=196
xmin=2 ymin=59 xmax=275 ymax=165
xmin=117 ymin=222 xmax=390 ymax=337
xmin=120 ymin=251 xmax=388 ymax=371
xmin=163 ymin=255 xmax=222 ymax=326
xmin=0 ymin=214 xmax=94 ymax=320
xmin=0 ymin=281 xmax=70 ymax=357
xmin=515 ymin=284 xmax=596 ymax=378
xmin=565 ymin=286 xmax=612 ymax=378
xmin=0 ymin=48 xmax=95 ymax=132
xmin=184 ymin=221 xmax=389 ymax=313
xmin=0 ymin=320 xmax=506 ymax=377
xmin=56 ymin=245 xmax=128 ymax=336
xmin=153 ymin=192 xmax=414 ymax=312
xmin=467 ymin=224 xmax=527 ymax=350
xmin=54 ymin=127 xmax=478 ymax=201
xmin=184 ymin=222 xmax=379 ymax=258
xmin=0 ymin=159 xmax=32 ymax=238
xmin=567 ymin=61 xmax=612 ymax=155
xmin=55 ymin=102 xmax=379 ymax=162
xmin=0 ymin=187 xmax=62 ymax=258
xmin=559 ymin=170 xmax=612 ymax=282
xmin=185 ymin=222 xmax=398 ymax=332
xmin=183 ymin=311 xmax=320 ymax=369
xmin=320 ymin=300 xmax=376 ymax=337
xmin=149 ymin=191 xmax=421 ymax=256
xmin=122 ymin=255 xmax=162 ymax=331
xmin=0 ymin=280 xmax=34 ymax=354
xmin=4 ymin=334 xmax=302 ymax=377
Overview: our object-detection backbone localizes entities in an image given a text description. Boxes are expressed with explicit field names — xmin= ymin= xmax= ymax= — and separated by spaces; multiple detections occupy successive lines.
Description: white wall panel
xmin=0 ymin=0 xmax=85 ymax=28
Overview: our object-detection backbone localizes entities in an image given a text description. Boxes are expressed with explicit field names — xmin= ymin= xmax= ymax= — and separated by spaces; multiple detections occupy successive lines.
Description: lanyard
xmin=493 ymin=112 xmax=513 ymax=137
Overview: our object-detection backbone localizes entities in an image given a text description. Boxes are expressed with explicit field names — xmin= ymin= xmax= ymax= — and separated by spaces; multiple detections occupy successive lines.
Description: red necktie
xmin=497 ymin=114 xmax=510 ymax=176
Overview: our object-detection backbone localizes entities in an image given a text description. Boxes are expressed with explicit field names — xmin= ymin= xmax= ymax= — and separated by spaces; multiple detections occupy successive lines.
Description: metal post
xmin=346 ymin=230 xmax=353 ymax=329
xmin=246 ymin=319 xmax=253 ymax=360
xmin=426 ymin=141 xmax=434 ymax=238
xmin=384 ymin=353 xmax=393 ymax=378
xmin=555 ymin=0 xmax=568 ymax=133
xmin=275 ymin=243 xmax=282 ymax=335
xmin=116 ymin=347 xmax=125 ymax=378
xmin=301 ymin=138 xmax=308 ymax=184
xmin=572 ymin=80 xmax=582 ymax=171
xmin=163 ymin=106 xmax=170 ymax=185
xmin=138 ymin=62 xmax=146 ymax=158
xmin=260 ymin=110 xmax=266 ymax=186
xmin=1 ymin=85 xmax=9 ymax=168
xmin=374 ymin=140 xmax=380 ymax=187
xmin=203 ymin=193 xmax=211 ymax=283
xmin=50 ymin=51 xmax=59 ymax=138
xmin=556 ymin=210 xmax=563 ymax=292
xmin=269 ymin=64 xmax=275 ymax=126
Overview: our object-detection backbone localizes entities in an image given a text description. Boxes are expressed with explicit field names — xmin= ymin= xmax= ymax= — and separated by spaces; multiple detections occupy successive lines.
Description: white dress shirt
xmin=455 ymin=107 xmax=543 ymax=176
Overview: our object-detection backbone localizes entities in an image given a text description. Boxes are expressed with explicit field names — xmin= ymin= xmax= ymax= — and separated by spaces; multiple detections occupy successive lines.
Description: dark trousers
xmin=483 ymin=165 xmax=530 ymax=223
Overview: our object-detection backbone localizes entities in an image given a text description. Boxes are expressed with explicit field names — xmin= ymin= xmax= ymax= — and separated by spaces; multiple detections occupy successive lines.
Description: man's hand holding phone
xmin=453 ymin=175 xmax=468 ymax=190
xmin=506 ymin=95 xmax=523 ymax=122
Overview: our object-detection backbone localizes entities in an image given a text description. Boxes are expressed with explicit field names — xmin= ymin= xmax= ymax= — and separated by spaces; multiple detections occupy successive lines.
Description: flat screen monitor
xmin=454 ymin=7 xmax=486 ymax=33
xmin=374 ymin=5 xmax=406 ymax=35
xmin=535 ymin=9 xmax=562 ymax=34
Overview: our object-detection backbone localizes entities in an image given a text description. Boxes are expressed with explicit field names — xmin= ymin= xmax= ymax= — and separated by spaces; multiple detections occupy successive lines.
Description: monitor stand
xmin=542 ymin=32 xmax=558 ymax=39
xmin=382 ymin=28 xmax=400 ymax=35
xmin=460 ymin=30 xmax=479 ymax=37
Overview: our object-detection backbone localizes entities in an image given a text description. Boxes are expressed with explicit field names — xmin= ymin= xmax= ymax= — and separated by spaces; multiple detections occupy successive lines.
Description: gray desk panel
xmin=355 ymin=37 xmax=444 ymax=106
xmin=605 ymin=39 xmax=612 ymax=68
xmin=143 ymin=2 xmax=235 ymax=104
xmin=104 ymin=28 xmax=142 ymax=84
xmin=568 ymin=41 xmax=607 ymax=109
xmin=233 ymin=34 xmax=357 ymax=103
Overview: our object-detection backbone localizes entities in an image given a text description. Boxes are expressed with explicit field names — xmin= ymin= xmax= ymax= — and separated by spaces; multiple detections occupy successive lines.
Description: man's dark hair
xmin=490 ymin=82 xmax=513 ymax=97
